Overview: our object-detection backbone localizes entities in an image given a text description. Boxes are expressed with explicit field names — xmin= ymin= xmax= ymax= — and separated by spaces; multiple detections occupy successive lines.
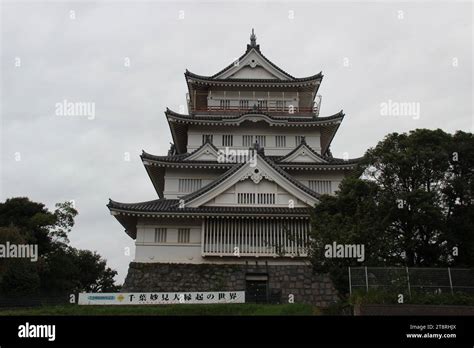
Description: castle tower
xmin=108 ymin=31 xmax=360 ymax=305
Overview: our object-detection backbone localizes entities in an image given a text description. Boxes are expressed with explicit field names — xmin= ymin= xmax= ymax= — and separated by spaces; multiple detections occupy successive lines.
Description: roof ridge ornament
xmin=250 ymin=28 xmax=256 ymax=46
xmin=247 ymin=28 xmax=260 ymax=52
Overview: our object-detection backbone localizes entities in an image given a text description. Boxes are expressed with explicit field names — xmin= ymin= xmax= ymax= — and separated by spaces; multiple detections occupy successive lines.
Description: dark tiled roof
xmin=184 ymin=43 xmax=323 ymax=83
xmin=108 ymin=198 xmax=310 ymax=216
xmin=258 ymin=155 xmax=321 ymax=199
xmin=142 ymin=146 xmax=362 ymax=168
xmin=277 ymin=138 xmax=328 ymax=163
xmin=180 ymin=162 xmax=246 ymax=203
xmin=166 ymin=108 xmax=344 ymax=124
xmin=178 ymin=153 xmax=321 ymax=205
xmin=185 ymin=70 xmax=323 ymax=84
xmin=141 ymin=140 xmax=221 ymax=163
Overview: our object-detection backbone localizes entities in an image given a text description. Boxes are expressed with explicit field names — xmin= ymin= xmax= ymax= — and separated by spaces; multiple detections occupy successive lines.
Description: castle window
xmin=295 ymin=135 xmax=305 ymax=145
xmin=220 ymin=99 xmax=230 ymax=110
xmin=154 ymin=228 xmax=167 ymax=243
xmin=276 ymin=100 xmax=285 ymax=110
xmin=222 ymin=134 xmax=233 ymax=147
xmin=239 ymin=100 xmax=249 ymax=109
xmin=202 ymin=134 xmax=213 ymax=144
xmin=179 ymin=179 xmax=202 ymax=193
xmin=309 ymin=180 xmax=332 ymax=194
xmin=275 ymin=135 xmax=286 ymax=148
xmin=242 ymin=135 xmax=254 ymax=147
xmin=238 ymin=193 xmax=255 ymax=204
xmin=238 ymin=193 xmax=275 ymax=205
xmin=257 ymin=100 xmax=267 ymax=110
xmin=255 ymin=135 xmax=266 ymax=147
xmin=257 ymin=193 xmax=275 ymax=204
xmin=178 ymin=228 xmax=190 ymax=243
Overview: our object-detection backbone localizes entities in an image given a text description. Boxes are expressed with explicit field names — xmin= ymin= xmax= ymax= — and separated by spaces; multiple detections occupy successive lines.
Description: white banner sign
xmin=78 ymin=291 xmax=245 ymax=305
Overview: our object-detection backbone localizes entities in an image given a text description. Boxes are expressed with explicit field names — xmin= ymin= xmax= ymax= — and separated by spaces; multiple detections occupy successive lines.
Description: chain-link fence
xmin=348 ymin=267 xmax=474 ymax=297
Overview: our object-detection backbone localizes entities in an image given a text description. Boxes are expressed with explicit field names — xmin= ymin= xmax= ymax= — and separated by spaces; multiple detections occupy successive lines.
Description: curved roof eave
xmin=184 ymin=69 xmax=323 ymax=84
xmin=165 ymin=108 xmax=345 ymax=126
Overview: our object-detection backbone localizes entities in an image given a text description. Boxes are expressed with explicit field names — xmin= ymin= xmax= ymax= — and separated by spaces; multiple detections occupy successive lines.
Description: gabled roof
xmin=279 ymin=138 xmax=328 ymax=163
xmin=185 ymin=29 xmax=322 ymax=83
xmin=185 ymin=139 xmax=220 ymax=161
xmin=180 ymin=153 xmax=320 ymax=208
xmin=185 ymin=70 xmax=323 ymax=85
xmin=142 ymin=140 xmax=229 ymax=166
xmin=141 ymin=142 xmax=230 ymax=198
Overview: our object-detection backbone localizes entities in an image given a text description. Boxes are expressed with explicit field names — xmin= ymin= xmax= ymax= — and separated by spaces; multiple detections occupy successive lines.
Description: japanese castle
xmin=107 ymin=30 xmax=360 ymax=305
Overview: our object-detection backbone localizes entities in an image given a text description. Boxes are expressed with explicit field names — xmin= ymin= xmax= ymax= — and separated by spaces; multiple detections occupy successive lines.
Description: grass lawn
xmin=0 ymin=303 xmax=320 ymax=316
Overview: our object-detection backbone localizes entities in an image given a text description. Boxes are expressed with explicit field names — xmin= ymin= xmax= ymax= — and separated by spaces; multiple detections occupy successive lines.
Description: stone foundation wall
xmin=122 ymin=262 xmax=339 ymax=307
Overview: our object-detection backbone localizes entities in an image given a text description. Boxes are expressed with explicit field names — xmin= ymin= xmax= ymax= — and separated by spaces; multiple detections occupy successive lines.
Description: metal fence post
xmin=348 ymin=267 xmax=352 ymax=295
xmin=365 ymin=266 xmax=369 ymax=293
xmin=406 ymin=267 xmax=411 ymax=299
xmin=448 ymin=267 xmax=454 ymax=295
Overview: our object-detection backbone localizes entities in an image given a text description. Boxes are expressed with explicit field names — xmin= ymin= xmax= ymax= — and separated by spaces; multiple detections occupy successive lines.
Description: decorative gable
xmin=279 ymin=143 xmax=328 ymax=164
xmin=215 ymin=49 xmax=291 ymax=80
xmin=183 ymin=154 xmax=319 ymax=208
xmin=185 ymin=143 xmax=219 ymax=161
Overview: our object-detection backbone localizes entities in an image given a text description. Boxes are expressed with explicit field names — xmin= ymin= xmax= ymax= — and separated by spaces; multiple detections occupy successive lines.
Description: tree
xmin=0 ymin=227 xmax=40 ymax=295
xmin=309 ymin=129 xmax=474 ymax=294
xmin=0 ymin=197 xmax=119 ymax=295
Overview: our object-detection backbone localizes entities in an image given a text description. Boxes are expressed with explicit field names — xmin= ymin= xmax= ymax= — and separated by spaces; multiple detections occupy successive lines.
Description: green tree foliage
xmin=0 ymin=197 xmax=119 ymax=295
xmin=309 ymin=129 xmax=474 ymax=293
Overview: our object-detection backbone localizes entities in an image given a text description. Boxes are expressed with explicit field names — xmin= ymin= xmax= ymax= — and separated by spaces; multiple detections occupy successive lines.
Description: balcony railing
xmin=202 ymin=218 xmax=309 ymax=258
xmin=193 ymin=105 xmax=317 ymax=115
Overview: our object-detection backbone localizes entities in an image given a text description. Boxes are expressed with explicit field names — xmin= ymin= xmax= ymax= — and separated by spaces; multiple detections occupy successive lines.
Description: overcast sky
xmin=1 ymin=1 xmax=472 ymax=284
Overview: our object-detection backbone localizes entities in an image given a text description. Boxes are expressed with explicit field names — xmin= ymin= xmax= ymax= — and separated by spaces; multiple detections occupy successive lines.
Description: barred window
xmin=275 ymin=135 xmax=286 ymax=148
xmin=276 ymin=100 xmax=285 ymax=110
xmin=178 ymin=179 xmax=202 ymax=193
xmin=239 ymin=100 xmax=249 ymax=109
xmin=238 ymin=193 xmax=255 ymax=204
xmin=255 ymin=135 xmax=266 ymax=147
xmin=202 ymin=134 xmax=213 ymax=144
xmin=257 ymin=100 xmax=267 ymax=109
xmin=238 ymin=193 xmax=275 ymax=205
xmin=242 ymin=135 xmax=254 ymax=147
xmin=309 ymin=180 xmax=332 ymax=194
xmin=222 ymin=134 xmax=233 ymax=147
xmin=257 ymin=193 xmax=275 ymax=204
xmin=220 ymin=100 xmax=230 ymax=109
xmin=154 ymin=228 xmax=167 ymax=243
xmin=295 ymin=135 xmax=305 ymax=145
xmin=178 ymin=228 xmax=190 ymax=243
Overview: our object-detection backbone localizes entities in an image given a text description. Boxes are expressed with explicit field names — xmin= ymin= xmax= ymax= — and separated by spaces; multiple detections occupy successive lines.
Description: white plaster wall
xmin=135 ymin=219 xmax=202 ymax=263
xmin=203 ymin=178 xmax=306 ymax=207
xmin=134 ymin=217 xmax=309 ymax=265
xmin=291 ymin=171 xmax=347 ymax=195
xmin=187 ymin=125 xmax=321 ymax=156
